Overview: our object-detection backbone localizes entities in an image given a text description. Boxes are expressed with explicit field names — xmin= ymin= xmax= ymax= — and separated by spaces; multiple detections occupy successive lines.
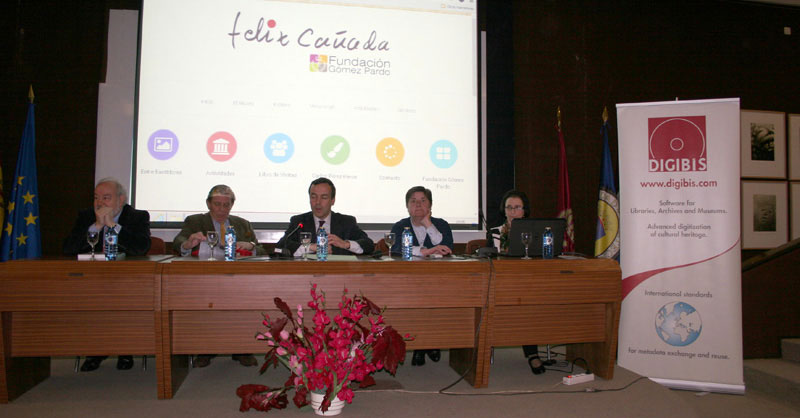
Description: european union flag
xmin=2 ymin=87 xmax=42 ymax=260
xmin=594 ymin=112 xmax=620 ymax=260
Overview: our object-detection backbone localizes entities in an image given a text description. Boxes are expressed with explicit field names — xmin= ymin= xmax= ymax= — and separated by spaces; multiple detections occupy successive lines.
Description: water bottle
xmin=401 ymin=227 xmax=413 ymax=261
xmin=542 ymin=227 xmax=554 ymax=259
xmin=224 ymin=224 xmax=237 ymax=261
xmin=104 ymin=226 xmax=118 ymax=261
xmin=316 ymin=226 xmax=328 ymax=261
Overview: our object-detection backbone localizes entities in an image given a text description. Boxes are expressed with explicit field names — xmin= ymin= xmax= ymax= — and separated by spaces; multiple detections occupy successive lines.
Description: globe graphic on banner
xmin=655 ymin=301 xmax=702 ymax=346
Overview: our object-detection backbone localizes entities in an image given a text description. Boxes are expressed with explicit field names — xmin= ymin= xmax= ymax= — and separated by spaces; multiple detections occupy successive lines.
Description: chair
xmin=147 ymin=236 xmax=166 ymax=255
xmin=465 ymin=239 xmax=487 ymax=255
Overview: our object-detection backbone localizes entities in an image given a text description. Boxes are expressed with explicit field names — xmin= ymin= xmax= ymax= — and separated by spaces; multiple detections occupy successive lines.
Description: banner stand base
xmin=650 ymin=377 xmax=745 ymax=395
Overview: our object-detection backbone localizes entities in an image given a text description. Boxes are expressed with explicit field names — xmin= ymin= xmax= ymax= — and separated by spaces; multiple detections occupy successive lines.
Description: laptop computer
xmin=506 ymin=218 xmax=567 ymax=257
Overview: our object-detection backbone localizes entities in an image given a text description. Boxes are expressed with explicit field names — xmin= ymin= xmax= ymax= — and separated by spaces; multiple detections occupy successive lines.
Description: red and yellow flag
xmin=556 ymin=108 xmax=575 ymax=252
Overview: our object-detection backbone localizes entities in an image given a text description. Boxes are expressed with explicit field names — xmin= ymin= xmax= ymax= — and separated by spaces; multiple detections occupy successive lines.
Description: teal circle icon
xmin=321 ymin=135 xmax=350 ymax=165
xmin=429 ymin=140 xmax=457 ymax=169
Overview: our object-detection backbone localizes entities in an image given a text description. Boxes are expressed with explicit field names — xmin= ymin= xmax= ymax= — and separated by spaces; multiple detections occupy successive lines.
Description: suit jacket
xmin=389 ymin=216 xmax=453 ymax=254
xmin=62 ymin=204 xmax=151 ymax=256
xmin=276 ymin=211 xmax=374 ymax=256
xmin=172 ymin=212 xmax=264 ymax=255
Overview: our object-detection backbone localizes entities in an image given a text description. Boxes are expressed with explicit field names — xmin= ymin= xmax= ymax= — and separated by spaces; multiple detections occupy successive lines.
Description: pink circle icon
xmin=206 ymin=131 xmax=237 ymax=162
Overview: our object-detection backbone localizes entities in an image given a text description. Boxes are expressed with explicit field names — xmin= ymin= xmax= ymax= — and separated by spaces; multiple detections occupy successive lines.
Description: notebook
xmin=506 ymin=218 xmax=567 ymax=257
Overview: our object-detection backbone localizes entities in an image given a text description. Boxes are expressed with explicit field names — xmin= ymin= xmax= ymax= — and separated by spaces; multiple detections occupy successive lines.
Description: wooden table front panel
xmin=0 ymin=260 xmax=161 ymax=311
xmin=162 ymin=259 xmax=488 ymax=310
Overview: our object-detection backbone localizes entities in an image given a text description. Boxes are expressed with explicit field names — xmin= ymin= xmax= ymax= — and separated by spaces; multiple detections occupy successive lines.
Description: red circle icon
xmin=649 ymin=118 xmax=705 ymax=160
xmin=206 ymin=131 xmax=237 ymax=162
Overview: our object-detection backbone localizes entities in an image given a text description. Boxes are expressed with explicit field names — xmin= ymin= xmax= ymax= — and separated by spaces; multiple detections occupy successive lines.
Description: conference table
xmin=0 ymin=255 xmax=620 ymax=402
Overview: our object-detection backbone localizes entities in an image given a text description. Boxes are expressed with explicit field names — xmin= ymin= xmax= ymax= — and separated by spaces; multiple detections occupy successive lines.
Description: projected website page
xmin=134 ymin=0 xmax=479 ymax=227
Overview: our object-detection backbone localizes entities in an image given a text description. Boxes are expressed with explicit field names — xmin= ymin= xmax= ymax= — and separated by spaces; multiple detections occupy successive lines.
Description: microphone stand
xmin=276 ymin=222 xmax=303 ymax=258
xmin=477 ymin=209 xmax=498 ymax=258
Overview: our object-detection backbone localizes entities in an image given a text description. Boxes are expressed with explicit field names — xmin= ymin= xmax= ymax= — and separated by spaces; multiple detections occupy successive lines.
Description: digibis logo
xmin=648 ymin=116 xmax=707 ymax=172
xmin=310 ymin=54 xmax=328 ymax=72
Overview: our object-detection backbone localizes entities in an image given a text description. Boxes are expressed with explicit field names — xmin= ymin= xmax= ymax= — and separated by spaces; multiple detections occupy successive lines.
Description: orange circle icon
xmin=376 ymin=137 xmax=404 ymax=167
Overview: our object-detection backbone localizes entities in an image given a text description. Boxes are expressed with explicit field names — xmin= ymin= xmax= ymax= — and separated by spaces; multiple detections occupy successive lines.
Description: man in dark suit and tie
xmin=62 ymin=177 xmax=151 ymax=372
xmin=276 ymin=177 xmax=374 ymax=257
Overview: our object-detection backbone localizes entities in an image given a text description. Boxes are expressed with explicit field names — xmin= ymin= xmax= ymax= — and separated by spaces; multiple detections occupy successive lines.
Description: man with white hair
xmin=63 ymin=177 xmax=152 ymax=371
xmin=172 ymin=184 xmax=262 ymax=368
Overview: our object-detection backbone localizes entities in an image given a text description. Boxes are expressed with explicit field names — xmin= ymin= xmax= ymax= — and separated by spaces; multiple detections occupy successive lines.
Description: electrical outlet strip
xmin=563 ymin=373 xmax=595 ymax=385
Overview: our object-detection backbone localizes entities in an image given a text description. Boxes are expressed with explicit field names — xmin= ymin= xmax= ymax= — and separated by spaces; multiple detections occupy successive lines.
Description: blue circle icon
xmin=147 ymin=129 xmax=179 ymax=160
xmin=655 ymin=301 xmax=702 ymax=347
xmin=429 ymin=140 xmax=457 ymax=169
xmin=264 ymin=133 xmax=294 ymax=163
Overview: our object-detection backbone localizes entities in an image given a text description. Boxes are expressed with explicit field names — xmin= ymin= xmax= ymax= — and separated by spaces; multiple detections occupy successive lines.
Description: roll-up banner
xmin=616 ymin=98 xmax=744 ymax=394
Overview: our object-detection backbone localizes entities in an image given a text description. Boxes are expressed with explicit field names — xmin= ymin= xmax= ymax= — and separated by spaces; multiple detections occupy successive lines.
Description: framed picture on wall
xmin=740 ymin=110 xmax=786 ymax=178
xmin=792 ymin=182 xmax=800 ymax=240
xmin=741 ymin=180 xmax=788 ymax=249
xmin=790 ymin=114 xmax=800 ymax=180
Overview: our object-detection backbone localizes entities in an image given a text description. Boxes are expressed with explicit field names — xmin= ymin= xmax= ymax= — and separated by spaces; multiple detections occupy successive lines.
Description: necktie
xmin=220 ymin=222 xmax=226 ymax=247
xmin=318 ymin=220 xmax=325 ymax=231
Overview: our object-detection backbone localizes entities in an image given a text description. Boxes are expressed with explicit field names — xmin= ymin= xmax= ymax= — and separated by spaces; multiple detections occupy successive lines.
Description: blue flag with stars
xmin=2 ymin=95 xmax=42 ymax=260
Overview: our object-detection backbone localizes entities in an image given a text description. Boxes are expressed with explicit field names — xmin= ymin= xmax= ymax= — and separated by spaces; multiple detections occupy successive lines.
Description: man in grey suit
xmin=276 ymin=177 xmax=374 ymax=257
xmin=172 ymin=184 xmax=262 ymax=368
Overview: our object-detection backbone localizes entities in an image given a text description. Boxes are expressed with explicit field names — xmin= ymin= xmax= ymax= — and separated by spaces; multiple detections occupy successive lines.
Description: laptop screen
xmin=507 ymin=218 xmax=567 ymax=257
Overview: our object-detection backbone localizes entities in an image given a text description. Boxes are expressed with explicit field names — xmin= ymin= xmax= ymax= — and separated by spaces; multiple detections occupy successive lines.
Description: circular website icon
xmin=376 ymin=137 xmax=404 ymax=167
xmin=321 ymin=135 xmax=350 ymax=165
xmin=264 ymin=133 xmax=294 ymax=163
xmin=206 ymin=131 xmax=237 ymax=162
xmin=429 ymin=140 xmax=457 ymax=169
xmin=147 ymin=129 xmax=179 ymax=160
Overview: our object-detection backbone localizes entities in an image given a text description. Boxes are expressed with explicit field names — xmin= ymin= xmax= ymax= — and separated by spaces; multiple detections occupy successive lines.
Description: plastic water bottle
xmin=401 ymin=227 xmax=413 ymax=261
xmin=224 ymin=225 xmax=237 ymax=261
xmin=542 ymin=227 xmax=554 ymax=259
xmin=316 ymin=226 xmax=328 ymax=261
xmin=104 ymin=227 xmax=118 ymax=261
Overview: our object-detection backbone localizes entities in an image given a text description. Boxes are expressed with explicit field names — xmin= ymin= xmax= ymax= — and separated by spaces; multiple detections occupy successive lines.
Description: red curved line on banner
xmin=621 ymin=238 xmax=740 ymax=300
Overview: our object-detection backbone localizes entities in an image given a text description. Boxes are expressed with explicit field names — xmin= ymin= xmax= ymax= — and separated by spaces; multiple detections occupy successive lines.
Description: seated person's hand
xmin=183 ymin=231 xmax=206 ymax=250
xmin=94 ymin=206 xmax=114 ymax=228
xmin=236 ymin=241 xmax=255 ymax=251
xmin=327 ymin=234 xmax=351 ymax=250
xmin=421 ymin=245 xmax=452 ymax=257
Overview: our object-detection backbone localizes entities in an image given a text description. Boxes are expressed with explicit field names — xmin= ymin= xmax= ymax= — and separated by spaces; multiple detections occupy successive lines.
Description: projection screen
xmin=134 ymin=0 xmax=480 ymax=229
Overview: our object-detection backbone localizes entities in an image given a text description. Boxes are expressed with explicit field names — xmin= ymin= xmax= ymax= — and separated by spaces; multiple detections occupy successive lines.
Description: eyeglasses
xmin=505 ymin=205 xmax=523 ymax=211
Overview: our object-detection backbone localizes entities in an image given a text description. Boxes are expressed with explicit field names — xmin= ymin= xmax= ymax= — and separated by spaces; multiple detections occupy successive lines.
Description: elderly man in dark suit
xmin=276 ymin=177 xmax=374 ymax=257
xmin=63 ymin=177 xmax=151 ymax=372
xmin=172 ymin=184 xmax=262 ymax=368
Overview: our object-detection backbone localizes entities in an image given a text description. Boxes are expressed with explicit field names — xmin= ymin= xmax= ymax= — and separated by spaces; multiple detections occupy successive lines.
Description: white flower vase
xmin=310 ymin=392 xmax=345 ymax=416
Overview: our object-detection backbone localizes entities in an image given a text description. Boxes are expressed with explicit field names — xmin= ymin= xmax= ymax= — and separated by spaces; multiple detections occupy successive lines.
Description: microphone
xmin=276 ymin=222 xmax=304 ymax=258
xmin=477 ymin=209 xmax=498 ymax=258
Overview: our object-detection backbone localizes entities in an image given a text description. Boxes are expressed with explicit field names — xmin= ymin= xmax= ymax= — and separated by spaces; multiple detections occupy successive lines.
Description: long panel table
xmin=484 ymin=258 xmax=621 ymax=385
xmin=0 ymin=256 xmax=620 ymax=402
xmin=0 ymin=258 xmax=164 ymax=402
xmin=159 ymin=258 xmax=491 ymax=398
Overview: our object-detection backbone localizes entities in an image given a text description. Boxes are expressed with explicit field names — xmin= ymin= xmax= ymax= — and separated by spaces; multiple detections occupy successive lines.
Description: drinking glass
xmin=300 ymin=232 xmax=312 ymax=260
xmin=206 ymin=231 xmax=219 ymax=261
xmin=384 ymin=232 xmax=396 ymax=259
xmin=87 ymin=230 xmax=100 ymax=260
xmin=520 ymin=232 xmax=532 ymax=260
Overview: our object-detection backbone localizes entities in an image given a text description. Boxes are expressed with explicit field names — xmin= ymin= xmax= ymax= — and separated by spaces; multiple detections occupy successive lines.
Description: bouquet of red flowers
xmin=237 ymin=284 xmax=410 ymax=413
